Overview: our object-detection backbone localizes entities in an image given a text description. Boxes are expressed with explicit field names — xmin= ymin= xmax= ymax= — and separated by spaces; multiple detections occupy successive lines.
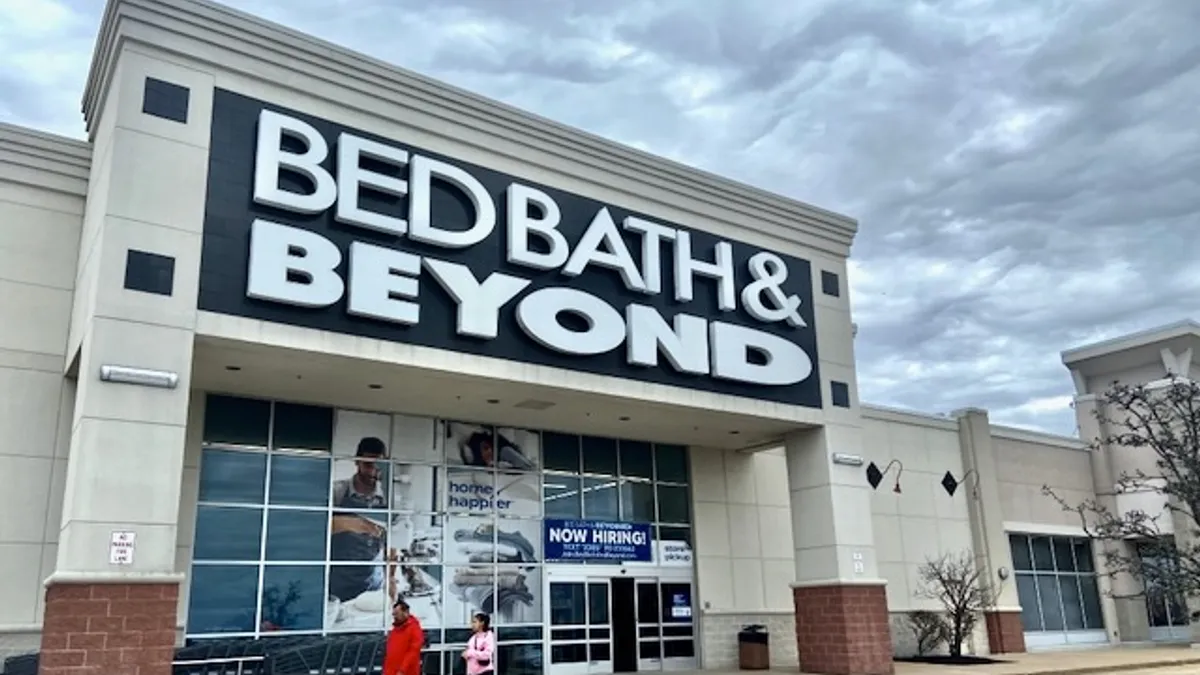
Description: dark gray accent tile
xmin=830 ymin=381 xmax=851 ymax=408
xmin=821 ymin=270 xmax=840 ymax=297
xmin=124 ymin=249 xmax=176 ymax=296
xmin=142 ymin=77 xmax=190 ymax=124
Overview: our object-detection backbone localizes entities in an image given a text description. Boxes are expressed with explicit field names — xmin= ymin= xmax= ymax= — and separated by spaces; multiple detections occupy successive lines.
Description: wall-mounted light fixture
xmin=942 ymin=469 xmax=980 ymax=499
xmin=997 ymin=566 xmax=1011 ymax=581
xmin=866 ymin=459 xmax=904 ymax=494
xmin=832 ymin=453 xmax=865 ymax=467
xmin=99 ymin=365 xmax=179 ymax=390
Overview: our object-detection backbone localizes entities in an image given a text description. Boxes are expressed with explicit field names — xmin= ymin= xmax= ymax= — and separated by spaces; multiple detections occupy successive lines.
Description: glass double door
xmin=548 ymin=575 xmax=695 ymax=675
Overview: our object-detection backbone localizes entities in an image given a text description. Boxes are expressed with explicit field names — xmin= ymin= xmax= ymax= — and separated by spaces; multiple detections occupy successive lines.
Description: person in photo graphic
xmin=446 ymin=423 xmax=535 ymax=471
xmin=333 ymin=436 xmax=388 ymax=509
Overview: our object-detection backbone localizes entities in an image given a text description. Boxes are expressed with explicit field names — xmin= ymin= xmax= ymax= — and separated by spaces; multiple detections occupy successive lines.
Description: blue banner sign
xmin=544 ymin=519 xmax=653 ymax=562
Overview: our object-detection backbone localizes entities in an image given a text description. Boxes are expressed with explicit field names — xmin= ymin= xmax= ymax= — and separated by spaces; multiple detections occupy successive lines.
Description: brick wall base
xmin=699 ymin=612 xmax=797 ymax=670
xmin=984 ymin=610 xmax=1026 ymax=654
xmin=38 ymin=581 xmax=179 ymax=675
xmin=794 ymin=583 xmax=893 ymax=675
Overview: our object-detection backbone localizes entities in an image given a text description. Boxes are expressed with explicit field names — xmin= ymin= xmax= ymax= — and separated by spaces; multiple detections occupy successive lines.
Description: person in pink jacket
xmin=462 ymin=612 xmax=496 ymax=675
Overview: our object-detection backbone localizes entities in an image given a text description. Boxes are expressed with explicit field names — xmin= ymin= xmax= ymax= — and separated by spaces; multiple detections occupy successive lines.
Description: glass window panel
xmin=1146 ymin=589 xmax=1170 ymax=628
xmin=265 ymin=510 xmax=327 ymax=561
xmin=494 ymin=427 xmax=541 ymax=472
xmin=654 ymin=444 xmax=689 ymax=484
xmin=1015 ymin=574 xmax=1042 ymax=632
xmin=543 ymin=433 xmax=581 ymax=473
xmin=193 ymin=506 xmax=263 ymax=561
xmin=1009 ymin=535 xmax=1033 ymax=571
xmin=551 ymin=628 xmax=586 ymax=641
xmin=495 ymin=519 xmax=541 ymax=564
xmin=393 ymin=464 xmax=441 ymax=514
xmin=589 ymin=628 xmax=609 ymax=640
xmin=444 ymin=514 xmax=495 ymax=564
xmin=399 ymin=565 xmax=442 ymax=629
xmin=1079 ymin=576 xmax=1105 ymax=630
xmin=199 ymin=449 xmax=266 ymax=504
xmin=639 ymin=626 xmax=660 ymax=638
xmin=637 ymin=582 xmax=660 ymax=624
xmin=639 ymin=640 xmax=661 ymax=659
xmin=1053 ymin=538 xmax=1076 ymax=572
xmin=327 ymin=564 xmax=389 ymax=620
xmin=589 ymin=643 xmax=611 ymax=662
xmin=393 ymin=513 xmax=444 ymax=564
xmin=543 ymin=476 xmax=582 ymax=519
xmin=582 ymin=437 xmax=618 ymax=476
xmin=620 ymin=480 xmax=655 ymax=523
xmin=203 ymin=395 xmax=270 ymax=447
xmin=663 ymin=625 xmax=693 ymax=638
xmin=656 ymin=485 xmax=691 ymax=524
xmin=551 ymin=644 xmax=587 ymax=664
xmin=445 ymin=468 xmax=495 ymax=515
xmin=424 ymin=652 xmax=443 ymax=675
xmin=272 ymin=402 xmax=333 ymax=451
xmin=186 ymin=564 xmax=259 ymax=634
xmin=660 ymin=583 xmax=693 ymax=623
xmin=1059 ymin=576 xmax=1085 ymax=630
xmin=332 ymin=456 xmax=389 ymax=510
xmin=329 ymin=511 xmax=389 ymax=562
xmin=498 ymin=644 xmax=543 ymax=675
xmin=260 ymin=565 xmax=325 ymax=632
xmin=445 ymin=628 xmax=474 ymax=644
xmin=619 ymin=441 xmax=653 ymax=479
xmin=550 ymin=582 xmax=586 ymax=625
xmin=1168 ymin=592 xmax=1189 ymax=627
xmin=392 ymin=413 xmax=439 ymax=464
xmin=494 ymin=566 xmax=541 ymax=625
xmin=1036 ymin=574 xmax=1064 ymax=631
xmin=583 ymin=478 xmax=619 ymax=521
xmin=445 ymin=422 xmax=494 ymax=467
xmin=497 ymin=626 xmax=543 ymax=642
xmin=1073 ymin=539 xmax=1095 ymax=573
xmin=268 ymin=454 xmax=331 ymax=507
xmin=663 ymin=639 xmax=695 ymax=658
xmin=1031 ymin=536 xmax=1055 ymax=571
xmin=496 ymin=472 xmax=541 ymax=519
xmin=588 ymin=582 xmax=609 ymax=625
xmin=444 ymin=650 xmax=466 ymax=675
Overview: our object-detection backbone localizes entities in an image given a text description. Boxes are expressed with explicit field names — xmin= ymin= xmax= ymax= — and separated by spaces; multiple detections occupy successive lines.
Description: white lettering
xmin=623 ymin=216 xmax=676 ymax=295
xmin=742 ymin=252 xmax=805 ymax=327
xmin=335 ymin=133 xmax=410 ymax=235
xmin=346 ymin=241 xmax=420 ymax=324
xmin=673 ymin=230 xmax=736 ymax=311
xmin=625 ymin=304 xmax=709 ymax=375
xmin=562 ymin=207 xmax=647 ymax=292
xmin=408 ymin=154 xmax=496 ymax=249
xmin=710 ymin=322 xmax=813 ymax=386
xmin=506 ymin=183 xmax=568 ymax=270
xmin=516 ymin=288 xmax=625 ymax=356
xmin=423 ymin=259 xmax=530 ymax=339
xmin=253 ymin=110 xmax=337 ymax=214
xmin=246 ymin=219 xmax=344 ymax=307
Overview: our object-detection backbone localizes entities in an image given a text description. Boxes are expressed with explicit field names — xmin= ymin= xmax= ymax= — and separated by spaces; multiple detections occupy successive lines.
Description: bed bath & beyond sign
xmin=198 ymin=90 xmax=823 ymax=406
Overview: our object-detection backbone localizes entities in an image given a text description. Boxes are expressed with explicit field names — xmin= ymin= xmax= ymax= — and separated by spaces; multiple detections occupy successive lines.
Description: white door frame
xmin=546 ymin=574 xmax=613 ymax=675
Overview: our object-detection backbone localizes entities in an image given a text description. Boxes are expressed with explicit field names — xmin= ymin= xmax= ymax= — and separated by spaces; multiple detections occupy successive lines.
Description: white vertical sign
xmin=109 ymin=531 xmax=136 ymax=565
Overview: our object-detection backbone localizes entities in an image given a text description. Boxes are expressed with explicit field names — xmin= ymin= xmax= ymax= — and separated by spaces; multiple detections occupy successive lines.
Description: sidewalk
xmin=889 ymin=645 xmax=1200 ymax=675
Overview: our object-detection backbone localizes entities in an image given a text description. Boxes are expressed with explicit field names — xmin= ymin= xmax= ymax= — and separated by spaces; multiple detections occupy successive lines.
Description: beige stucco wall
xmin=993 ymin=430 xmax=1092 ymax=529
xmin=0 ymin=125 xmax=88 ymax=657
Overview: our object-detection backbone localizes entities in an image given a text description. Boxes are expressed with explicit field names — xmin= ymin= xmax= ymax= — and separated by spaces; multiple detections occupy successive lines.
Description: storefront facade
xmin=1 ymin=2 xmax=1198 ymax=675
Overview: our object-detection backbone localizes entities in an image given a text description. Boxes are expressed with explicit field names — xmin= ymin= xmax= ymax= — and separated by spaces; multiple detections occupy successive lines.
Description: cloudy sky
xmin=3 ymin=0 xmax=1199 ymax=436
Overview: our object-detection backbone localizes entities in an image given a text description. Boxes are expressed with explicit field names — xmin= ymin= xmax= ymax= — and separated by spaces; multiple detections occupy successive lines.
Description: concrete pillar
xmin=954 ymin=408 xmax=1025 ymax=653
xmin=1077 ymin=395 xmax=1141 ymax=643
xmin=786 ymin=424 xmax=892 ymax=675
xmin=39 ymin=47 xmax=211 ymax=675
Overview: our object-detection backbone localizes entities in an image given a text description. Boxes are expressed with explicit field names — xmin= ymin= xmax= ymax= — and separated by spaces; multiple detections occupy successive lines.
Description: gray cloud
xmin=3 ymin=0 xmax=1198 ymax=435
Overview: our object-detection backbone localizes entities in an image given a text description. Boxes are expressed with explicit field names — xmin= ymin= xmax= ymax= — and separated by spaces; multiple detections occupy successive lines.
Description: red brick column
xmin=793 ymin=583 xmax=893 ymax=675
xmin=39 ymin=581 xmax=179 ymax=675
xmin=984 ymin=611 xmax=1026 ymax=654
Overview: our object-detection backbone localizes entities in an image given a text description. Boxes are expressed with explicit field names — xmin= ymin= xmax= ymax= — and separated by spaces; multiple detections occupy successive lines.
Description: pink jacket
xmin=465 ymin=630 xmax=496 ymax=675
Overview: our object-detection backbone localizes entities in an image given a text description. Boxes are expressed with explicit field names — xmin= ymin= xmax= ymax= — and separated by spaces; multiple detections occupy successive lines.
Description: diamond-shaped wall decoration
xmin=941 ymin=471 xmax=960 ymax=497
xmin=866 ymin=462 xmax=884 ymax=490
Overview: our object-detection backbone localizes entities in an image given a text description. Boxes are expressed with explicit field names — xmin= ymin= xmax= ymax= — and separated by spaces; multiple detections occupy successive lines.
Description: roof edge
xmin=1061 ymin=319 xmax=1200 ymax=366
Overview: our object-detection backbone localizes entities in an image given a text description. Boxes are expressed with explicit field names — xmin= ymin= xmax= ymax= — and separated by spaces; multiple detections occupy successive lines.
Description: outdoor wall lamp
xmin=941 ymin=469 xmax=980 ymax=499
xmin=866 ymin=459 xmax=904 ymax=493
xmin=99 ymin=364 xmax=179 ymax=389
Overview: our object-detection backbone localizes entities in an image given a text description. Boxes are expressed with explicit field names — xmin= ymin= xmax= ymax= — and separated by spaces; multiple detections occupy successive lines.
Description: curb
xmin=1013 ymin=656 xmax=1200 ymax=675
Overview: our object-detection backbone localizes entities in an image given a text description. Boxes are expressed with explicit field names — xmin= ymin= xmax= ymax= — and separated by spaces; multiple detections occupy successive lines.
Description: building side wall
xmin=994 ymin=435 xmax=1092 ymax=529
xmin=0 ymin=143 xmax=86 ymax=657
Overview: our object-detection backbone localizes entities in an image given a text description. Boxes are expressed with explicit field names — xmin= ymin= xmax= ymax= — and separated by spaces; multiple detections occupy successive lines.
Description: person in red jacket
xmin=384 ymin=598 xmax=424 ymax=675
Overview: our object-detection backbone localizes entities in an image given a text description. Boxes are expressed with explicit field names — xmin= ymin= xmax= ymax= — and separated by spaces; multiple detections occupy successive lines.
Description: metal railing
xmin=172 ymin=654 xmax=268 ymax=675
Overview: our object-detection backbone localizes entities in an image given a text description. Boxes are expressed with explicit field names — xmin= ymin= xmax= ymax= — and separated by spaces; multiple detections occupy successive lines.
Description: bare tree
xmin=915 ymin=552 xmax=1001 ymax=657
xmin=1045 ymin=375 xmax=1200 ymax=607
xmin=906 ymin=610 xmax=949 ymax=656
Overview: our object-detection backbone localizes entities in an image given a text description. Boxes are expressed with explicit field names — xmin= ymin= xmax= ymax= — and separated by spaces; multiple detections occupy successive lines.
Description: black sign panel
xmin=197 ymin=89 xmax=823 ymax=407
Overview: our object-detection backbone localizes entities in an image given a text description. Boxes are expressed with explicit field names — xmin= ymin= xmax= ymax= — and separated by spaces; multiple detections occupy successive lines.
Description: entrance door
xmin=635 ymin=579 xmax=662 ymax=672
xmin=548 ymin=577 xmax=613 ymax=675
xmin=610 ymin=578 xmax=637 ymax=673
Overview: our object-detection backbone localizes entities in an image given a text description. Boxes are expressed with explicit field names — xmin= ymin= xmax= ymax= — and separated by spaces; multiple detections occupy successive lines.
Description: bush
xmin=907 ymin=610 xmax=950 ymax=656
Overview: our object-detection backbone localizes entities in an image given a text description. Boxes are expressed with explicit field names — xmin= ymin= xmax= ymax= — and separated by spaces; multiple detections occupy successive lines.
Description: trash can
xmin=737 ymin=624 xmax=769 ymax=670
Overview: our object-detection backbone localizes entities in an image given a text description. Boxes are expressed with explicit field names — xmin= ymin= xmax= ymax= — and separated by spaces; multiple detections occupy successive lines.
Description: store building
xmin=0 ymin=1 xmax=1196 ymax=675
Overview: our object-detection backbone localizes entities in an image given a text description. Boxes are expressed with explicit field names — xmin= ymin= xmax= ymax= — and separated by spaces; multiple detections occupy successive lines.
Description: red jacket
xmin=384 ymin=616 xmax=424 ymax=675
